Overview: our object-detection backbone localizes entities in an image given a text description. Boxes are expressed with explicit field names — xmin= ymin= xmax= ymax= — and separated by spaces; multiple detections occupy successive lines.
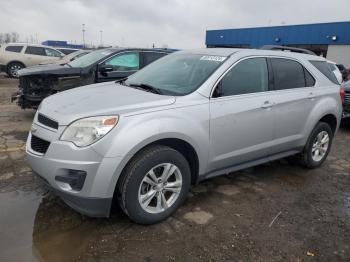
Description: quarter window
xmin=25 ymin=46 xmax=46 ymax=56
xmin=214 ymin=57 xmax=269 ymax=97
xmin=271 ymin=58 xmax=312 ymax=90
xmin=143 ymin=52 xmax=167 ymax=65
xmin=5 ymin=45 xmax=23 ymax=53
xmin=104 ymin=52 xmax=139 ymax=71
xmin=309 ymin=60 xmax=338 ymax=85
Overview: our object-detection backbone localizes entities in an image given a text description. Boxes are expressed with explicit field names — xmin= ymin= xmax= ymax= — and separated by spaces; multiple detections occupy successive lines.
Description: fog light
xmin=55 ymin=170 xmax=87 ymax=191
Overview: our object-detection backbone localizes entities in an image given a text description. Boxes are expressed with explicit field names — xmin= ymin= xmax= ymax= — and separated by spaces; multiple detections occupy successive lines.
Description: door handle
xmin=261 ymin=101 xmax=273 ymax=109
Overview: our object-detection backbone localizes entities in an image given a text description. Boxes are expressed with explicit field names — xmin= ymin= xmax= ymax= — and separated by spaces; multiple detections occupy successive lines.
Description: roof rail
xmin=260 ymin=45 xmax=316 ymax=56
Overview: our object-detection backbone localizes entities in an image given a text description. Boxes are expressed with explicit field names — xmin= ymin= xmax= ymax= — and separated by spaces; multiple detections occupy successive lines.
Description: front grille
xmin=38 ymin=113 xmax=59 ymax=129
xmin=31 ymin=135 xmax=50 ymax=154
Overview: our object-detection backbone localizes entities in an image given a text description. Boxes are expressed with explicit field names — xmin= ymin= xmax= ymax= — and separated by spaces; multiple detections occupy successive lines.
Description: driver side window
xmin=104 ymin=52 xmax=140 ymax=71
xmin=214 ymin=57 xmax=269 ymax=97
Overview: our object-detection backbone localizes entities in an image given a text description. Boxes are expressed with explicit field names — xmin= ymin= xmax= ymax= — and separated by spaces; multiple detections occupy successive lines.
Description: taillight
xmin=340 ymin=86 xmax=345 ymax=103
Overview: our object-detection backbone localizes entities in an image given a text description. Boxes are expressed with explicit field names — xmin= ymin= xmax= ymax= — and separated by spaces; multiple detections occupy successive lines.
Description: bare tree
xmin=4 ymin=33 xmax=11 ymax=43
xmin=0 ymin=32 xmax=20 ymax=43
xmin=11 ymin=32 xmax=19 ymax=42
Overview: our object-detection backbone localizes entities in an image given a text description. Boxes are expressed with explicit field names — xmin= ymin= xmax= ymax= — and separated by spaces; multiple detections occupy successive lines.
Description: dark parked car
xmin=12 ymin=48 xmax=173 ymax=109
xmin=342 ymin=80 xmax=350 ymax=121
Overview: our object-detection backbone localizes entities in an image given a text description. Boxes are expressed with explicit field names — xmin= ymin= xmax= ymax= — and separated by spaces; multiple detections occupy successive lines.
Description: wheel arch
xmin=109 ymin=136 xmax=201 ymax=209
xmin=6 ymin=60 xmax=26 ymax=69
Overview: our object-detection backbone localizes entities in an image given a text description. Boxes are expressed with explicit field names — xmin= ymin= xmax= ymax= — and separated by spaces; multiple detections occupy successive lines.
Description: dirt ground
xmin=0 ymin=74 xmax=349 ymax=262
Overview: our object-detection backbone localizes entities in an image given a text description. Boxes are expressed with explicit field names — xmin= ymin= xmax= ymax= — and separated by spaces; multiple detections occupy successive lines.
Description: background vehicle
xmin=26 ymin=48 xmax=342 ymax=224
xmin=12 ymin=48 xmax=173 ymax=109
xmin=0 ymin=43 xmax=64 ymax=77
xmin=342 ymin=80 xmax=350 ymax=121
xmin=39 ymin=50 xmax=91 ymax=66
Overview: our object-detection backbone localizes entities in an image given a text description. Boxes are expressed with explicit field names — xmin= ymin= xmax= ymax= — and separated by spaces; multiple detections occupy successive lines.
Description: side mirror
xmin=99 ymin=64 xmax=113 ymax=75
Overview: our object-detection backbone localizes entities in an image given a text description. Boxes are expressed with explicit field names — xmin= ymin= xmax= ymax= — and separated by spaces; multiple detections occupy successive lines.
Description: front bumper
xmin=26 ymin=123 xmax=125 ymax=217
xmin=35 ymin=171 xmax=112 ymax=217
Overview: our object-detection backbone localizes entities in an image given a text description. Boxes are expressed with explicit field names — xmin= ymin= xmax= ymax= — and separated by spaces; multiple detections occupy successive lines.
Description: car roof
xmin=177 ymin=48 xmax=326 ymax=61
xmin=3 ymin=42 xmax=60 ymax=48
xmin=103 ymin=47 xmax=174 ymax=53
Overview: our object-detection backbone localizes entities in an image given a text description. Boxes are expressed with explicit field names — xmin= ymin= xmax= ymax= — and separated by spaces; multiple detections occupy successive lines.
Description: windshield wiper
xmin=127 ymin=83 xmax=162 ymax=94
xmin=115 ymin=77 xmax=128 ymax=85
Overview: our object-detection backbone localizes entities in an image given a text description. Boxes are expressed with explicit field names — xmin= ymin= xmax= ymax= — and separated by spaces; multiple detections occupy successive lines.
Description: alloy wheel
xmin=138 ymin=163 xmax=182 ymax=214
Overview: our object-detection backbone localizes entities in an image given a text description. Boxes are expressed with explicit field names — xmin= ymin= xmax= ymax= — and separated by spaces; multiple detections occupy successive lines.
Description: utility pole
xmin=82 ymin=23 xmax=86 ymax=48
xmin=100 ymin=30 xmax=103 ymax=47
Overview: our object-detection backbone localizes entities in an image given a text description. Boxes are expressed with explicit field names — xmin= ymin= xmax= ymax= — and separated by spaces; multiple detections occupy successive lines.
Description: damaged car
xmin=12 ymin=48 xmax=173 ymax=109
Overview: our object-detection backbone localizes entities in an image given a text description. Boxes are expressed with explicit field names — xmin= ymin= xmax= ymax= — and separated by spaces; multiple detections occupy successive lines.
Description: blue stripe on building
xmin=206 ymin=21 xmax=350 ymax=48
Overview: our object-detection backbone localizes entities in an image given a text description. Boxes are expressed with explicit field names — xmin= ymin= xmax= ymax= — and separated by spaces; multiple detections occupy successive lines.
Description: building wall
xmin=326 ymin=45 xmax=350 ymax=68
xmin=206 ymin=22 xmax=350 ymax=48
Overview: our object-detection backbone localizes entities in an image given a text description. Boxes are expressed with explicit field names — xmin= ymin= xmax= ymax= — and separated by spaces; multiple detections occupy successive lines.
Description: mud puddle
xmin=0 ymin=190 xmax=100 ymax=262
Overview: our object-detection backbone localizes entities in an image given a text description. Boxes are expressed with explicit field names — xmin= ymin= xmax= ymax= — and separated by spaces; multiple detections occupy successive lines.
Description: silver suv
xmin=27 ymin=48 xmax=342 ymax=224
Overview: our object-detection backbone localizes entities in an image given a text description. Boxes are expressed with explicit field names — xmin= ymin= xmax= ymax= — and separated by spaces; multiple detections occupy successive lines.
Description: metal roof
xmin=206 ymin=21 xmax=350 ymax=48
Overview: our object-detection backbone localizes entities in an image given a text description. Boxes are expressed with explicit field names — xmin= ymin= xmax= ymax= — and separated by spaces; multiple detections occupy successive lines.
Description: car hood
xmin=39 ymin=82 xmax=176 ymax=125
xmin=18 ymin=64 xmax=81 ymax=77
xmin=39 ymin=58 xmax=70 ymax=66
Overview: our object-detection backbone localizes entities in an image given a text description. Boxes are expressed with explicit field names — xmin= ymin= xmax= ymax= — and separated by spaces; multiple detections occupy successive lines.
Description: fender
xmin=301 ymin=90 xmax=341 ymax=147
xmin=91 ymin=104 xmax=210 ymax=196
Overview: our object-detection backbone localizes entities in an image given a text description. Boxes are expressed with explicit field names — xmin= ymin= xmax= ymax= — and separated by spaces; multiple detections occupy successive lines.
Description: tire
xmin=7 ymin=62 xmax=25 ymax=78
xmin=300 ymin=122 xmax=333 ymax=168
xmin=117 ymin=145 xmax=191 ymax=224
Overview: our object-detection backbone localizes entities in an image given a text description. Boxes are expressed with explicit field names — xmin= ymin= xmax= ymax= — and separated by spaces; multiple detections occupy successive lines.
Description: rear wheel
xmin=300 ymin=122 xmax=333 ymax=168
xmin=7 ymin=62 xmax=25 ymax=78
xmin=118 ymin=145 xmax=191 ymax=224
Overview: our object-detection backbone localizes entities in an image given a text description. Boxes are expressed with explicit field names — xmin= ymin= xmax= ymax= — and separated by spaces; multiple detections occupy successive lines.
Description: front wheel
xmin=7 ymin=62 xmax=25 ymax=78
xmin=300 ymin=122 xmax=333 ymax=168
xmin=118 ymin=145 xmax=191 ymax=224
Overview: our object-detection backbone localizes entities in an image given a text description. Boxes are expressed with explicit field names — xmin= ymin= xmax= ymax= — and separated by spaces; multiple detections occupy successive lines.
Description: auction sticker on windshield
xmin=200 ymin=56 xmax=227 ymax=62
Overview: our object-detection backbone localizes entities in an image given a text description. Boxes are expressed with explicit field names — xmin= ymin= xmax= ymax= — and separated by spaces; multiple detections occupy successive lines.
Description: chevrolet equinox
xmin=27 ymin=48 xmax=343 ymax=224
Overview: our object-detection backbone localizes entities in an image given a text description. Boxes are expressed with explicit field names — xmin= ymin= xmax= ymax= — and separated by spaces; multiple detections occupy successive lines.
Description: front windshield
xmin=125 ymin=53 xmax=226 ymax=96
xmin=68 ymin=49 xmax=114 ymax=68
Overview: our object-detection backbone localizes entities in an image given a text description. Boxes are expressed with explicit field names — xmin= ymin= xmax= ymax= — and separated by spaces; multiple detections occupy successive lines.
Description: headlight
xmin=60 ymin=116 xmax=119 ymax=147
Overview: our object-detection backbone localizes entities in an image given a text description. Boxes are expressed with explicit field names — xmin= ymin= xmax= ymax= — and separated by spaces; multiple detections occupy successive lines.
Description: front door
xmin=208 ymin=57 xmax=274 ymax=172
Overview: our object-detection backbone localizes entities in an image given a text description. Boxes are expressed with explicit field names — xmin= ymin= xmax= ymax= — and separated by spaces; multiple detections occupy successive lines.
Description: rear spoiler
xmin=260 ymin=45 xmax=316 ymax=56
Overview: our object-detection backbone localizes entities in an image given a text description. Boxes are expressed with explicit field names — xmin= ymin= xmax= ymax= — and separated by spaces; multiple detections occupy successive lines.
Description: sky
xmin=0 ymin=0 xmax=350 ymax=49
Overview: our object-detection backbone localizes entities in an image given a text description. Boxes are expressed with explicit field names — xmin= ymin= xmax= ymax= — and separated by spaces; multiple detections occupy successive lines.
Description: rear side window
xmin=309 ymin=61 xmax=338 ymax=84
xmin=271 ymin=58 xmax=314 ymax=90
xmin=143 ymin=52 xmax=167 ymax=65
xmin=25 ymin=46 xmax=46 ymax=56
xmin=304 ymin=69 xmax=316 ymax=87
xmin=215 ymin=57 xmax=269 ymax=97
xmin=5 ymin=45 xmax=23 ymax=53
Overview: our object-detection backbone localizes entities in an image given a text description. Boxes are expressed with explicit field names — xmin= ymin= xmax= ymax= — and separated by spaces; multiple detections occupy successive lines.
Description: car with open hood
xmin=12 ymin=48 xmax=173 ymax=109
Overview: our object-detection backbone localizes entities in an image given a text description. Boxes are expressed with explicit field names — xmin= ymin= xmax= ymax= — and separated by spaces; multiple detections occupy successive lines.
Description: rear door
xmin=267 ymin=57 xmax=317 ymax=155
xmin=97 ymin=51 xmax=140 ymax=82
xmin=24 ymin=46 xmax=47 ymax=66
xmin=208 ymin=57 xmax=274 ymax=172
